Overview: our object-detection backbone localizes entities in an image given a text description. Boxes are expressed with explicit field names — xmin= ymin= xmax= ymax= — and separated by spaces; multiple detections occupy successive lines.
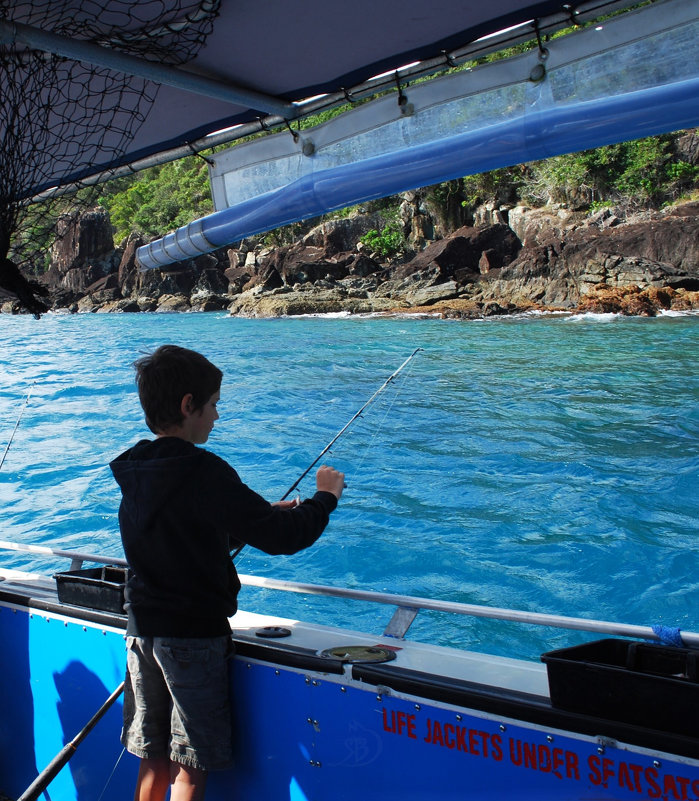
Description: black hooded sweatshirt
xmin=110 ymin=437 xmax=337 ymax=637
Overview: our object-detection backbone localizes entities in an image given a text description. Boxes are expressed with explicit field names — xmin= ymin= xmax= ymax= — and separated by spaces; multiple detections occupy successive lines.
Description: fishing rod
xmin=17 ymin=680 xmax=125 ymax=801
xmin=0 ymin=381 xmax=35 ymax=471
xmin=232 ymin=347 xmax=423 ymax=560
xmin=280 ymin=347 xmax=423 ymax=500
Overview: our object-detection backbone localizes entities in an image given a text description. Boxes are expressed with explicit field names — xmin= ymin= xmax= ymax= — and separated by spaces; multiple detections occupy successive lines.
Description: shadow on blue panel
xmin=54 ymin=662 xmax=133 ymax=801
xmin=0 ymin=608 xmax=38 ymax=800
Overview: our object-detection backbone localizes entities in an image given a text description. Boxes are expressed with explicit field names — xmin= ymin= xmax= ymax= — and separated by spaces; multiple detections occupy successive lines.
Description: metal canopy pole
xmin=0 ymin=18 xmax=296 ymax=118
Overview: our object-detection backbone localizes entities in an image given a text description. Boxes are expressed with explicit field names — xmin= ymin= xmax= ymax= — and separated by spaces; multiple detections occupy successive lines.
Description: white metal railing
xmin=0 ymin=540 xmax=697 ymax=645
xmin=0 ymin=539 xmax=127 ymax=572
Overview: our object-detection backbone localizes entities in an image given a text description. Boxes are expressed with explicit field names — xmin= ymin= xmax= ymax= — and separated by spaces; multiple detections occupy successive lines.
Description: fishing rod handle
xmin=17 ymin=681 xmax=125 ymax=801
xmin=17 ymin=743 xmax=77 ymax=801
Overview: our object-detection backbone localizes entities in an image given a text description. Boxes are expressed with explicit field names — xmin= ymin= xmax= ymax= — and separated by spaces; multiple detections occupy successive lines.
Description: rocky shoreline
xmin=3 ymin=200 xmax=698 ymax=319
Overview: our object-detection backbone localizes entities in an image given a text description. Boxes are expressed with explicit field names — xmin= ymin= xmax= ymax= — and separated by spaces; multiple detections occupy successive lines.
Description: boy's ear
xmin=180 ymin=393 xmax=194 ymax=418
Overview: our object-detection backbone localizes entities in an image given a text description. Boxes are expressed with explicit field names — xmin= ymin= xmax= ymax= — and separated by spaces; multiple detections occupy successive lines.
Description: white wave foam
xmin=658 ymin=309 xmax=699 ymax=318
xmin=565 ymin=312 xmax=622 ymax=323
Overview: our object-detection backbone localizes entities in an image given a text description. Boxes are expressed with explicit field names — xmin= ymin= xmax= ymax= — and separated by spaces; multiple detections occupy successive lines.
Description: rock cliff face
xmin=44 ymin=208 xmax=120 ymax=295
xmin=2 ymin=201 xmax=698 ymax=318
xmin=472 ymin=205 xmax=699 ymax=310
xmin=224 ymin=202 xmax=699 ymax=317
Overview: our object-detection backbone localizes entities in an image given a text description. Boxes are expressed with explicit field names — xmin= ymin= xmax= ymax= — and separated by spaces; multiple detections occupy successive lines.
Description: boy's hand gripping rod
xmin=231 ymin=347 xmax=422 ymax=560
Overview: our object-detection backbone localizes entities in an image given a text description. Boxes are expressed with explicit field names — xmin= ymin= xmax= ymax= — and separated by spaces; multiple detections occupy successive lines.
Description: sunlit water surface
xmin=0 ymin=311 xmax=697 ymax=661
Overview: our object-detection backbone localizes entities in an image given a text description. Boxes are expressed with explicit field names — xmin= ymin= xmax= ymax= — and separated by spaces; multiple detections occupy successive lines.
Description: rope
xmin=651 ymin=624 xmax=684 ymax=647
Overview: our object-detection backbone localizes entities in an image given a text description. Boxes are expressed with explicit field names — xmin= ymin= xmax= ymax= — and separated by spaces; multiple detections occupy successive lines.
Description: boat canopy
xmin=137 ymin=0 xmax=699 ymax=268
xmin=3 ymin=0 xmax=698 ymax=269
xmin=3 ymin=0 xmax=617 ymax=198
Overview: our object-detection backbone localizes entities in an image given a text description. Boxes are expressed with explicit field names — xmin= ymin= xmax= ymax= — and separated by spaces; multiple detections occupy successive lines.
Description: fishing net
xmin=0 ymin=0 xmax=219 ymax=316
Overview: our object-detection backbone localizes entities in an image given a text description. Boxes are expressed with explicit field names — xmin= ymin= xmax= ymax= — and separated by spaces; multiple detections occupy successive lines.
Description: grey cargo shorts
xmin=122 ymin=635 xmax=234 ymax=771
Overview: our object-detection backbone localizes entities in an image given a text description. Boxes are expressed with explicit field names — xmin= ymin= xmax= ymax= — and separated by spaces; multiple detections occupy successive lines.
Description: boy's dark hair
xmin=134 ymin=345 xmax=223 ymax=434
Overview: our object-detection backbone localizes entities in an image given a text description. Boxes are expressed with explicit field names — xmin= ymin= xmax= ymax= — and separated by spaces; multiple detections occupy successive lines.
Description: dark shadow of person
xmin=0 ymin=607 xmax=38 ymax=800
xmin=53 ymin=662 xmax=136 ymax=801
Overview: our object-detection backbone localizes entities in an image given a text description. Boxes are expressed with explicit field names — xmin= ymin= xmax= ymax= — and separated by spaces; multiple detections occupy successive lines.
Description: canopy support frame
xmin=0 ymin=18 xmax=296 ymax=118
xmin=22 ymin=0 xmax=644 ymax=202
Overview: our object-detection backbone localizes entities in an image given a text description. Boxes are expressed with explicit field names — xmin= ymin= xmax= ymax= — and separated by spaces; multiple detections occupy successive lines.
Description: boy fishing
xmin=110 ymin=344 xmax=344 ymax=801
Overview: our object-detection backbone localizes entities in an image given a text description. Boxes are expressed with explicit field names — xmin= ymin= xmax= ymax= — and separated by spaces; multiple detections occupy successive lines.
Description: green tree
xmin=360 ymin=219 xmax=406 ymax=259
xmin=98 ymin=157 xmax=213 ymax=243
xmin=520 ymin=134 xmax=698 ymax=208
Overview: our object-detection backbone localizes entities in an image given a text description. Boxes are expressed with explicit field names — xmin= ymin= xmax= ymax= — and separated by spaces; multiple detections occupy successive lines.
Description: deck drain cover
xmin=320 ymin=645 xmax=397 ymax=664
xmin=255 ymin=626 xmax=292 ymax=638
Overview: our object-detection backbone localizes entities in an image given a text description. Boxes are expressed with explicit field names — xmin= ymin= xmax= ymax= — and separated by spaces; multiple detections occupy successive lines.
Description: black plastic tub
xmin=541 ymin=638 xmax=699 ymax=737
xmin=55 ymin=566 xmax=128 ymax=614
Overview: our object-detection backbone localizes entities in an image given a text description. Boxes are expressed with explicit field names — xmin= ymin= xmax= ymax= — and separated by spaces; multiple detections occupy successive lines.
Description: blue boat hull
xmin=1 ymin=582 xmax=698 ymax=801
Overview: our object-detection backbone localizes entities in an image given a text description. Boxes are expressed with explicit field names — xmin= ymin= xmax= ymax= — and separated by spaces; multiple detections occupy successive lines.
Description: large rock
xmin=405 ymin=280 xmax=459 ymax=306
xmin=50 ymin=207 xmax=115 ymax=272
xmin=117 ymin=232 xmax=147 ymax=296
xmin=260 ymin=246 xmax=348 ymax=286
xmin=192 ymin=263 xmax=231 ymax=296
xmin=302 ymin=214 xmax=385 ymax=254
xmin=227 ymin=284 xmax=395 ymax=317
xmin=676 ymin=130 xmax=699 ymax=165
xmin=157 ymin=293 xmax=191 ymax=312
xmin=577 ymin=285 xmax=699 ymax=316
xmin=394 ymin=223 xmax=521 ymax=282
xmin=247 ymin=242 xmax=383 ymax=290
xmin=478 ymin=206 xmax=699 ymax=308
xmin=96 ymin=298 xmax=141 ymax=313
xmin=224 ymin=264 xmax=253 ymax=293
xmin=46 ymin=216 xmax=233 ymax=311
xmin=507 ymin=205 xmax=587 ymax=245
xmin=44 ymin=207 xmax=119 ymax=294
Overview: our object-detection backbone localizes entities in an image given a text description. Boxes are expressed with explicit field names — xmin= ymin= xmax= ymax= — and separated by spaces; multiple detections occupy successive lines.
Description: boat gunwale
xmin=1 ymin=579 xmax=698 ymax=764
xmin=0 ymin=540 xmax=696 ymax=646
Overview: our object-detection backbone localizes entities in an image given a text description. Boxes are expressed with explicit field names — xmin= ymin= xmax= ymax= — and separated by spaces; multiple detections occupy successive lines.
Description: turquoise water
xmin=0 ymin=311 xmax=697 ymax=661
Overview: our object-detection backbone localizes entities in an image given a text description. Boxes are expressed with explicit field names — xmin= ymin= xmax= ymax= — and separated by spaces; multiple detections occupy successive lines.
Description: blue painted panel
xmin=219 ymin=661 xmax=699 ymax=801
xmin=0 ymin=606 xmax=138 ymax=801
xmin=208 ymin=661 xmax=319 ymax=800
xmin=2 ymin=606 xmax=698 ymax=801
xmin=305 ymin=682 xmax=697 ymax=801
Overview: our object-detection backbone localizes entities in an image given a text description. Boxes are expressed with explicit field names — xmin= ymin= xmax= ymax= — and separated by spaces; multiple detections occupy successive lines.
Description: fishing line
xmin=96 ymin=746 xmax=126 ymax=801
xmin=0 ymin=381 xmax=35 ymax=471
xmin=279 ymin=347 xmax=423 ymax=502
xmin=342 ymin=355 xmax=420 ymax=488
xmin=232 ymin=348 xmax=423 ymax=561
